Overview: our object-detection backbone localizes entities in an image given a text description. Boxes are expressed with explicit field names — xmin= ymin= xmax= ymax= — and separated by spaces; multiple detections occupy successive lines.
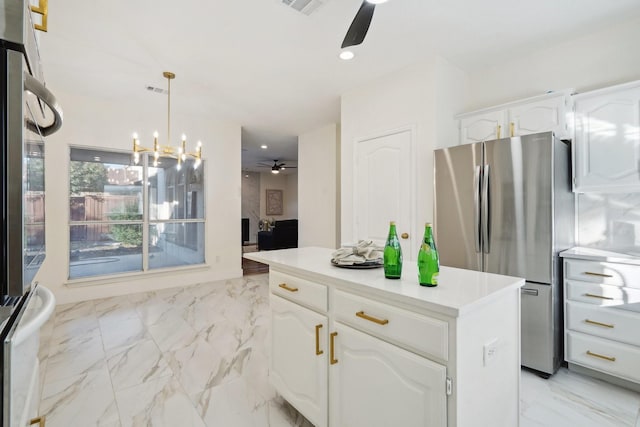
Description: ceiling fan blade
xmin=341 ymin=1 xmax=376 ymax=49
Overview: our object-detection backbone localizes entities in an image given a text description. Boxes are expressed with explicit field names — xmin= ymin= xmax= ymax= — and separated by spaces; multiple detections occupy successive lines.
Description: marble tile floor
xmin=37 ymin=274 xmax=640 ymax=427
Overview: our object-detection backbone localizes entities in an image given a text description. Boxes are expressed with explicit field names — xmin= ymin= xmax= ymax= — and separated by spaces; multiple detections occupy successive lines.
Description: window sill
xmin=65 ymin=264 xmax=210 ymax=288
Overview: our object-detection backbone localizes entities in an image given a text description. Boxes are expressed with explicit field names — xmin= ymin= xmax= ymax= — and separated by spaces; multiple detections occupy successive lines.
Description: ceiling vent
xmin=146 ymin=85 xmax=168 ymax=95
xmin=281 ymin=0 xmax=327 ymax=15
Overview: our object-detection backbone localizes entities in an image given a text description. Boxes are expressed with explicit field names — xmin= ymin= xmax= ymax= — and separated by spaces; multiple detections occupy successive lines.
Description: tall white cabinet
xmin=246 ymin=247 xmax=523 ymax=427
xmin=572 ymin=81 xmax=640 ymax=193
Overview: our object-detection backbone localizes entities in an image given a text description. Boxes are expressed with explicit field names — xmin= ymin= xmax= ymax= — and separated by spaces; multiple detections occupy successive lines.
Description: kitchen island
xmin=244 ymin=247 xmax=524 ymax=427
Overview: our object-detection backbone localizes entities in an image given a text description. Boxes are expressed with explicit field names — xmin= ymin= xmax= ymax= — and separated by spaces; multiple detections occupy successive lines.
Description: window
xmin=69 ymin=148 xmax=205 ymax=280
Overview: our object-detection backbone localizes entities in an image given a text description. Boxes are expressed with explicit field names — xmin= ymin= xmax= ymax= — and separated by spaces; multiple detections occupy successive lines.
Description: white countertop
xmin=244 ymin=247 xmax=524 ymax=317
xmin=560 ymin=247 xmax=640 ymax=266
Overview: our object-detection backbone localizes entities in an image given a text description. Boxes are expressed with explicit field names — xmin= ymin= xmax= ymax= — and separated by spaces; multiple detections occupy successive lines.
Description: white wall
xmin=241 ymin=171 xmax=260 ymax=242
xmin=259 ymin=172 xmax=298 ymax=220
xmin=341 ymin=58 xmax=468 ymax=256
xmin=35 ymin=89 xmax=242 ymax=304
xmin=465 ymin=15 xmax=640 ymax=110
xmin=298 ymin=123 xmax=340 ymax=249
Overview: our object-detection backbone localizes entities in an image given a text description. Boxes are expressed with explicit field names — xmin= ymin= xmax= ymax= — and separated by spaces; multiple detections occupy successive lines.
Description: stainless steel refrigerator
xmin=434 ymin=131 xmax=574 ymax=376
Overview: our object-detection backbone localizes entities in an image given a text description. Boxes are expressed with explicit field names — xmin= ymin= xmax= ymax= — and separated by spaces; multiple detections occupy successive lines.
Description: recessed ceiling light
xmin=261 ymin=145 xmax=268 ymax=149
xmin=366 ymin=0 xmax=388 ymax=4
xmin=340 ymin=50 xmax=355 ymax=60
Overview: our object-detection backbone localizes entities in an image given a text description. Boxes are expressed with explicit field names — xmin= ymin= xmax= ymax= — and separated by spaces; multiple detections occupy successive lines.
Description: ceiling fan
xmin=257 ymin=160 xmax=297 ymax=174
xmin=341 ymin=0 xmax=388 ymax=49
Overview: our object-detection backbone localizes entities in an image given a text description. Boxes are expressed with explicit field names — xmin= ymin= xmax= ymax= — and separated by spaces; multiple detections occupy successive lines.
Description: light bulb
xmin=153 ymin=131 xmax=159 ymax=138
xmin=339 ymin=50 xmax=355 ymax=60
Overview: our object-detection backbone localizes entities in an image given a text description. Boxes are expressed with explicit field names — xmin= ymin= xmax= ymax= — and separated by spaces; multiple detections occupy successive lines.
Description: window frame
xmin=67 ymin=146 xmax=206 ymax=281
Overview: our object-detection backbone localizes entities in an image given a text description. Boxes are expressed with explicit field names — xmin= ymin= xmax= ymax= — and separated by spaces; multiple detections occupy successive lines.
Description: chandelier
xmin=132 ymin=71 xmax=202 ymax=170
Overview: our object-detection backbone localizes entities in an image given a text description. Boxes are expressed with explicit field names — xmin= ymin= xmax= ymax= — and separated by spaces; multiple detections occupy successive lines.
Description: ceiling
xmin=39 ymin=0 xmax=640 ymax=172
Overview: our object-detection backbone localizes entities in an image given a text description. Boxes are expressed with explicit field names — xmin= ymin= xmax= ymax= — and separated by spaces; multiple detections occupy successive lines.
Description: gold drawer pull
xmin=496 ymin=124 xmax=502 ymax=139
xmin=330 ymin=332 xmax=338 ymax=365
xmin=30 ymin=416 xmax=46 ymax=426
xmin=585 ymin=319 xmax=614 ymax=329
xmin=586 ymin=350 xmax=616 ymax=362
xmin=509 ymin=122 xmax=515 ymax=137
xmin=584 ymin=271 xmax=613 ymax=278
xmin=584 ymin=293 xmax=614 ymax=300
xmin=278 ymin=283 xmax=298 ymax=292
xmin=356 ymin=311 xmax=389 ymax=325
xmin=315 ymin=324 xmax=323 ymax=356
xmin=30 ymin=0 xmax=48 ymax=32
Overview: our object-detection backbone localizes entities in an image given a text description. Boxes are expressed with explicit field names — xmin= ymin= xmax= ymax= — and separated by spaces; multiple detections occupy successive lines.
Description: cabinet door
xmin=270 ymin=295 xmax=328 ymax=427
xmin=507 ymin=94 xmax=569 ymax=139
xmin=459 ymin=110 xmax=506 ymax=145
xmin=329 ymin=323 xmax=447 ymax=427
xmin=573 ymin=85 xmax=640 ymax=192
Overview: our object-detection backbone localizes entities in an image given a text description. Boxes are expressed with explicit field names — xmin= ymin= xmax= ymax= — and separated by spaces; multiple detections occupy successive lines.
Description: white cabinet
xmin=459 ymin=109 xmax=506 ymax=145
xmin=562 ymin=255 xmax=640 ymax=388
xmin=270 ymin=295 xmax=328 ymax=427
xmin=572 ymin=81 xmax=640 ymax=193
xmin=329 ymin=323 xmax=447 ymax=427
xmin=252 ymin=247 xmax=523 ymax=427
xmin=457 ymin=91 xmax=572 ymax=145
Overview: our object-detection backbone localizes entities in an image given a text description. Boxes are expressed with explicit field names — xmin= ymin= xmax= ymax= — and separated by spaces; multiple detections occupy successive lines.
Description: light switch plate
xmin=483 ymin=338 xmax=499 ymax=366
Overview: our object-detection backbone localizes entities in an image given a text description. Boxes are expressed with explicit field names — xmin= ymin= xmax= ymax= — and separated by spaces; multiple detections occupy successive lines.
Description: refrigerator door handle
xmin=474 ymin=165 xmax=481 ymax=253
xmin=482 ymin=164 xmax=491 ymax=254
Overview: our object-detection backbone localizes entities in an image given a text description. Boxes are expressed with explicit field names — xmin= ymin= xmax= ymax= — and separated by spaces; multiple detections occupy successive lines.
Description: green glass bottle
xmin=418 ymin=222 xmax=439 ymax=287
xmin=383 ymin=221 xmax=403 ymax=279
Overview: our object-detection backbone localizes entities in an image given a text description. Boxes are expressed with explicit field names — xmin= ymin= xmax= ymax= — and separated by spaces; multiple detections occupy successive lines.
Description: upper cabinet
xmin=573 ymin=81 xmax=640 ymax=193
xmin=457 ymin=90 xmax=573 ymax=145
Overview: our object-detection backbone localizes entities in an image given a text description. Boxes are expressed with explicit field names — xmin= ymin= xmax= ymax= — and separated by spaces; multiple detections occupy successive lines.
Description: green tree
xmin=70 ymin=161 xmax=108 ymax=194
xmin=110 ymin=203 xmax=143 ymax=247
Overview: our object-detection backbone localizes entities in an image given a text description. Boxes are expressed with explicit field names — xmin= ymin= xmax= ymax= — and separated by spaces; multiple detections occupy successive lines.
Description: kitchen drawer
xmin=565 ymin=280 xmax=640 ymax=309
xmin=270 ymin=270 xmax=327 ymax=312
xmin=566 ymin=300 xmax=640 ymax=347
xmin=565 ymin=259 xmax=640 ymax=289
xmin=566 ymin=331 xmax=640 ymax=384
xmin=333 ymin=289 xmax=449 ymax=361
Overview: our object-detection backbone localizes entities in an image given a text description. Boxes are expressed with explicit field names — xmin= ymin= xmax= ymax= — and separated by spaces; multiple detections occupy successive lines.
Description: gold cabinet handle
xmin=315 ymin=324 xmax=324 ymax=356
xmin=356 ymin=311 xmax=389 ymax=325
xmin=400 ymin=232 xmax=409 ymax=239
xmin=585 ymin=319 xmax=614 ymax=329
xmin=30 ymin=0 xmax=48 ymax=32
xmin=509 ymin=122 xmax=515 ymax=137
xmin=584 ymin=293 xmax=614 ymax=300
xmin=496 ymin=124 xmax=502 ymax=139
xmin=330 ymin=332 xmax=338 ymax=365
xmin=30 ymin=416 xmax=46 ymax=427
xmin=586 ymin=350 xmax=616 ymax=362
xmin=278 ymin=283 xmax=298 ymax=292
xmin=584 ymin=271 xmax=613 ymax=278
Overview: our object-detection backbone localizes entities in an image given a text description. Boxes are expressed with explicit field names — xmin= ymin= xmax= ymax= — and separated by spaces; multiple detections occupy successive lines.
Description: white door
xmin=270 ymin=295 xmax=328 ymax=427
xmin=355 ymin=129 xmax=414 ymax=259
xmin=459 ymin=109 xmax=506 ymax=145
xmin=573 ymin=84 xmax=640 ymax=192
xmin=329 ymin=323 xmax=447 ymax=427
xmin=508 ymin=94 xmax=570 ymax=139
